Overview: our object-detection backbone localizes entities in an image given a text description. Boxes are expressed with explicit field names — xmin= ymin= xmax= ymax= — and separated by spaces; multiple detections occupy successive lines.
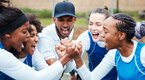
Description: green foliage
xmin=76 ymin=12 xmax=88 ymax=18
xmin=21 ymin=8 xmax=52 ymax=18
xmin=21 ymin=8 xmax=144 ymax=27
xmin=112 ymin=9 xmax=144 ymax=21
xmin=37 ymin=10 xmax=52 ymax=18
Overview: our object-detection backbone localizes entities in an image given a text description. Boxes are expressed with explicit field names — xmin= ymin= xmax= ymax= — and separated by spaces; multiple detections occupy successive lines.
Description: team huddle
xmin=0 ymin=0 xmax=145 ymax=80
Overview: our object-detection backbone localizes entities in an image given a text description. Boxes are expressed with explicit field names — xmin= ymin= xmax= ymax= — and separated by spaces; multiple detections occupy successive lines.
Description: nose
xmin=34 ymin=36 xmax=38 ymax=43
xmin=24 ymin=32 xmax=30 ymax=42
xmin=63 ymin=21 xmax=69 ymax=27
xmin=91 ymin=24 xmax=97 ymax=30
xmin=100 ymin=31 xmax=105 ymax=38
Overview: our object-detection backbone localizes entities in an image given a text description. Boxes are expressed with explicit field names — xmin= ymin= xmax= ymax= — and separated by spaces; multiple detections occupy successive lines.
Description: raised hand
xmin=56 ymin=39 xmax=82 ymax=59
xmin=55 ymin=43 xmax=66 ymax=58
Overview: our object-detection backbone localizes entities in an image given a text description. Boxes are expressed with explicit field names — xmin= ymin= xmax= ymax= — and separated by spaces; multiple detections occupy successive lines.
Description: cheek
xmin=88 ymin=25 xmax=92 ymax=31
xmin=104 ymin=34 xmax=110 ymax=41
xmin=98 ymin=26 xmax=104 ymax=31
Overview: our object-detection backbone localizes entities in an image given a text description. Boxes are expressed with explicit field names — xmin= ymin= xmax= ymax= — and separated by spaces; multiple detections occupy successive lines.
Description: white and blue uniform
xmin=0 ymin=42 xmax=14 ymax=80
xmin=76 ymin=40 xmax=145 ymax=80
xmin=0 ymin=41 xmax=64 ymax=80
xmin=0 ymin=54 xmax=33 ymax=80
xmin=115 ymin=42 xmax=145 ymax=80
xmin=77 ymin=30 xmax=117 ymax=79
xmin=37 ymin=23 xmax=76 ymax=80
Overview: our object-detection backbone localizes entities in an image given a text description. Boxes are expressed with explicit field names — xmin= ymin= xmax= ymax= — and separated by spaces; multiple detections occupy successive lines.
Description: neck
xmin=117 ymin=41 xmax=134 ymax=57
xmin=18 ymin=50 xmax=27 ymax=58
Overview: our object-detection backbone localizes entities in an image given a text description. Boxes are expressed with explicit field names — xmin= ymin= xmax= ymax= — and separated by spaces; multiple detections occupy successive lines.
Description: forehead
xmin=18 ymin=21 xmax=30 ymax=30
xmin=89 ymin=13 xmax=106 ymax=21
xmin=103 ymin=17 xmax=118 ymax=30
xmin=30 ymin=25 xmax=37 ymax=31
xmin=57 ymin=15 xmax=75 ymax=19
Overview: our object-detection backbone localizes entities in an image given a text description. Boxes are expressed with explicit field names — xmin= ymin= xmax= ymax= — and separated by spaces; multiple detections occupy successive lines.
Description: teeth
xmin=22 ymin=44 xmax=24 ymax=48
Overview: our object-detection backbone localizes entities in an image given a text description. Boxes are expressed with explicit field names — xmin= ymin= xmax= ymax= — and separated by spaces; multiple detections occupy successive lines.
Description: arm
xmin=0 ymin=49 xmax=65 ymax=80
xmin=32 ymin=49 xmax=48 ymax=70
xmin=75 ymin=49 xmax=116 ymax=80
xmin=76 ymin=30 xmax=90 ymax=56
xmin=37 ymin=33 xmax=57 ymax=65
xmin=140 ymin=46 xmax=145 ymax=67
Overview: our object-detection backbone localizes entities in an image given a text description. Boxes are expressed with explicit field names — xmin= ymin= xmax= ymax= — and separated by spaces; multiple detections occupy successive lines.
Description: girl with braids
xmin=73 ymin=13 xmax=145 ymax=80
xmin=0 ymin=0 xmax=80 ymax=80
xmin=76 ymin=7 xmax=117 ymax=80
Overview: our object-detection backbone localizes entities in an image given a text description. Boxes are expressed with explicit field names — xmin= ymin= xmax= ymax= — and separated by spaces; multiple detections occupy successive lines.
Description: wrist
xmin=59 ymin=54 xmax=71 ymax=66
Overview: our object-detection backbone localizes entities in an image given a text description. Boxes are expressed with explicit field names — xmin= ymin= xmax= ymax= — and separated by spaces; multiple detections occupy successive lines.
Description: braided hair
xmin=112 ymin=13 xmax=136 ymax=43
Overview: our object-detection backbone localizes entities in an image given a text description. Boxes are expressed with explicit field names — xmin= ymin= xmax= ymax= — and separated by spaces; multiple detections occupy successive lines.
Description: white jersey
xmin=0 ymin=48 xmax=64 ymax=80
xmin=37 ymin=23 xmax=76 ymax=80
xmin=76 ymin=40 xmax=145 ymax=80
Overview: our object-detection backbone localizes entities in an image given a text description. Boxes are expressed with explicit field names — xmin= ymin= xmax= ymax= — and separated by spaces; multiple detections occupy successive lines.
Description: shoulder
xmin=42 ymin=23 xmax=55 ymax=35
xmin=77 ymin=30 xmax=89 ymax=41
xmin=0 ymin=49 xmax=20 ymax=67
xmin=105 ymin=49 xmax=117 ymax=59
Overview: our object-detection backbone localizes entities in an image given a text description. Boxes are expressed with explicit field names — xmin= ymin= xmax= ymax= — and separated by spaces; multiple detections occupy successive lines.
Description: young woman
xmin=74 ymin=13 xmax=145 ymax=80
xmin=17 ymin=14 xmax=47 ymax=70
xmin=0 ymin=0 xmax=79 ymax=80
xmin=76 ymin=7 xmax=117 ymax=79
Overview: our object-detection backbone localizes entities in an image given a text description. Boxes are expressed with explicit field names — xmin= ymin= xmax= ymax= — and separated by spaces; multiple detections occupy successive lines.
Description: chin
xmin=16 ymin=48 xmax=22 ymax=52
xmin=92 ymin=38 xmax=99 ymax=42
xmin=27 ymin=51 xmax=33 ymax=55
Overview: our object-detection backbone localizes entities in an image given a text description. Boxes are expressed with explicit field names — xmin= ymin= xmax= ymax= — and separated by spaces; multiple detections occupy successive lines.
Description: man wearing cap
xmin=37 ymin=1 xmax=77 ymax=80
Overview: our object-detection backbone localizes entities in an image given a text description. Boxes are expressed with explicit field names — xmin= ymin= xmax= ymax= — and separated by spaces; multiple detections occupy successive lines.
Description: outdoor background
xmin=11 ymin=0 xmax=145 ymax=79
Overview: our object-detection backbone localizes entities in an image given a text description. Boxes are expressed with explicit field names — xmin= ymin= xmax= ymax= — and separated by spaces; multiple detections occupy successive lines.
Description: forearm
xmin=74 ymin=57 xmax=83 ymax=69
xmin=46 ymin=58 xmax=57 ymax=65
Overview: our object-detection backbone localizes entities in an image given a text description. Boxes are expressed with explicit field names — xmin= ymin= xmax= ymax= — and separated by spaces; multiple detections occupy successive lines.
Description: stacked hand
xmin=56 ymin=38 xmax=82 ymax=59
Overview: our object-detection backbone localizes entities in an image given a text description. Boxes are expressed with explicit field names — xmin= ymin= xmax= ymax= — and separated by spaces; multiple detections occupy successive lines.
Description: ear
xmin=4 ymin=34 xmax=11 ymax=39
xmin=74 ymin=17 xmax=76 ymax=22
xmin=53 ymin=17 xmax=56 ymax=22
xmin=119 ymin=32 xmax=126 ymax=40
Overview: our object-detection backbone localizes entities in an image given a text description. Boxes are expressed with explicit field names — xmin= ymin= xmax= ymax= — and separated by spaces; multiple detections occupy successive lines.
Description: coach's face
xmin=53 ymin=15 xmax=76 ymax=39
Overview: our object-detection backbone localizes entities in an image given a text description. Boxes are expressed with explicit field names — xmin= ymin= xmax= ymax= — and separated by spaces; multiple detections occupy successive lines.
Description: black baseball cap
xmin=54 ymin=1 xmax=76 ymax=18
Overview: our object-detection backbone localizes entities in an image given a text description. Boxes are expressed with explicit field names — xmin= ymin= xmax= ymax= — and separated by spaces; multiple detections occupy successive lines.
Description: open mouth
xmin=62 ymin=28 xmax=71 ymax=35
xmin=31 ymin=44 xmax=36 ymax=52
xmin=92 ymin=33 xmax=99 ymax=39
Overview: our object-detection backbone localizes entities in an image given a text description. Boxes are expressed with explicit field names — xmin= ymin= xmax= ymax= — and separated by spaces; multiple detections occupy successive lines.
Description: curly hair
xmin=26 ymin=14 xmax=43 ymax=33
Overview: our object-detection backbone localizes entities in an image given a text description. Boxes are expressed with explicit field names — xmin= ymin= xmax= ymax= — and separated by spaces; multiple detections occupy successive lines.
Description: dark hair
xmin=0 ymin=0 xmax=10 ymax=8
xmin=112 ymin=13 xmax=136 ymax=43
xmin=89 ymin=7 xmax=110 ymax=19
xmin=26 ymin=14 xmax=43 ymax=33
xmin=0 ymin=0 xmax=28 ymax=36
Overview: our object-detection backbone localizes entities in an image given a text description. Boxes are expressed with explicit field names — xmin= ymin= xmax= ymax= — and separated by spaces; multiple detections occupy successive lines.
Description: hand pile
xmin=55 ymin=38 xmax=82 ymax=59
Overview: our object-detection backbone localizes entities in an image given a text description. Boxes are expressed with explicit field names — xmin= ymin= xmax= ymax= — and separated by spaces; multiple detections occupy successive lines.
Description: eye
xmin=67 ymin=19 xmax=73 ymax=22
xmin=88 ymin=22 xmax=93 ymax=26
xmin=22 ymin=30 xmax=28 ymax=34
xmin=96 ymin=23 xmax=102 ymax=26
xmin=30 ymin=33 xmax=35 ymax=37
